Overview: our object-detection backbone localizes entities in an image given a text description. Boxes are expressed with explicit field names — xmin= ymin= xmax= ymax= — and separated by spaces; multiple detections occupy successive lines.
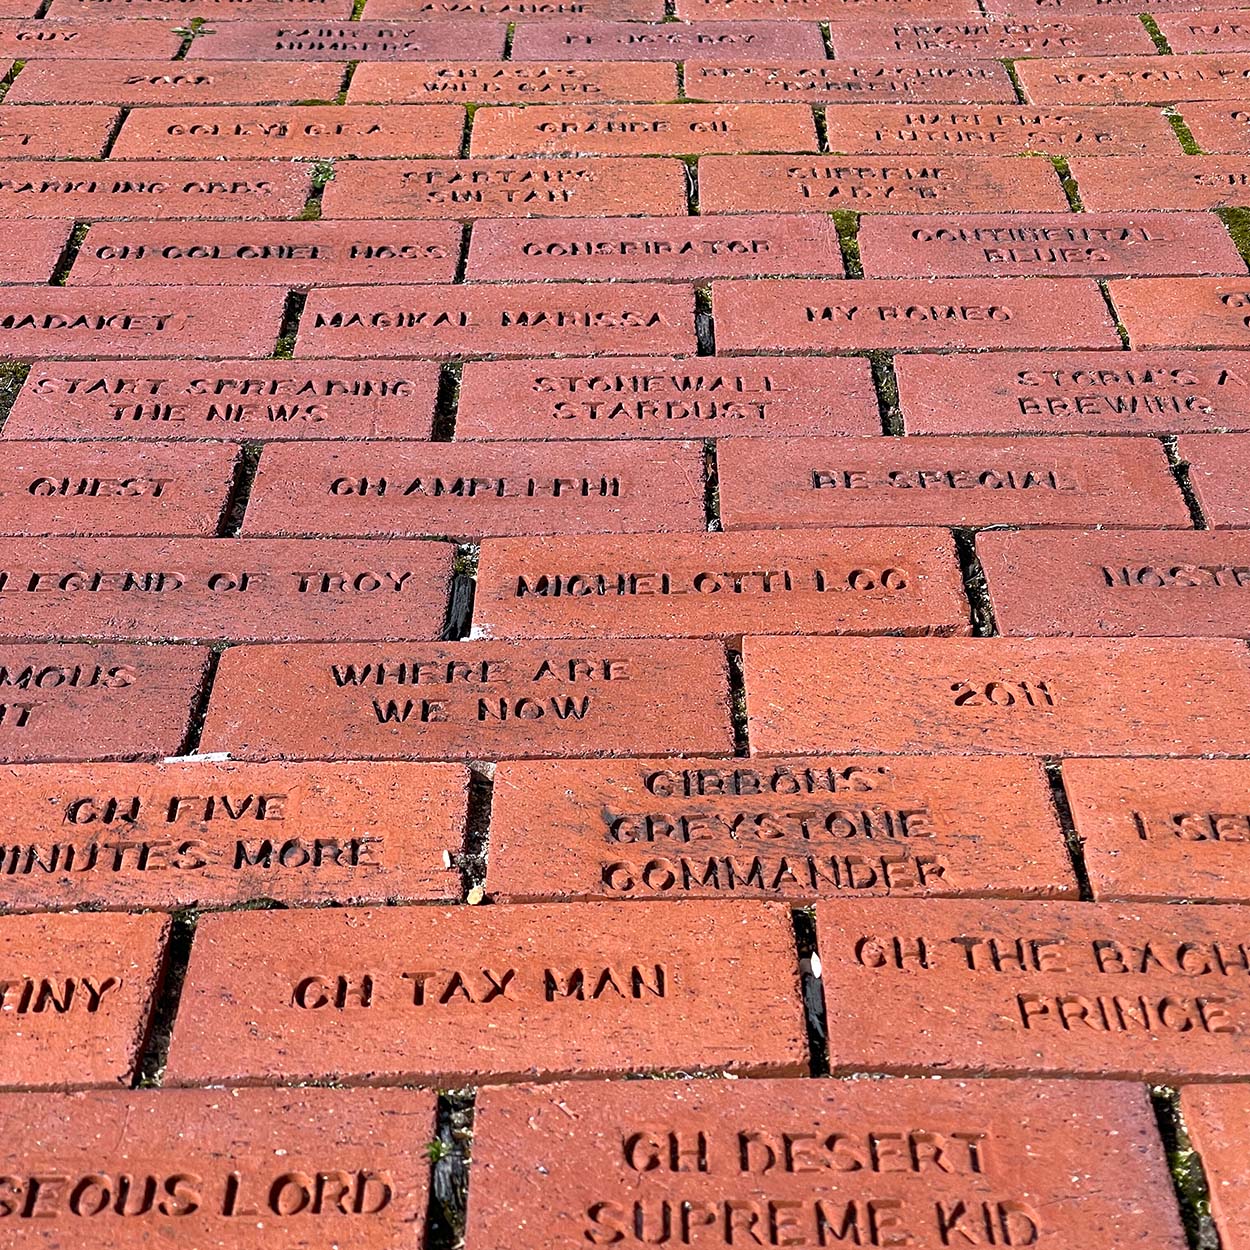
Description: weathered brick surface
xmin=1182 ymin=1085 xmax=1250 ymax=1250
xmin=50 ymin=0 xmax=356 ymax=12
xmin=0 ymin=219 xmax=71 ymax=284
xmin=165 ymin=901 xmax=806 ymax=1084
xmin=0 ymin=105 xmax=120 ymax=159
xmin=1067 ymin=156 xmax=1250 ymax=211
xmin=0 ymin=759 xmax=467 ymax=909
xmin=1017 ymin=55 xmax=1250 ymax=104
xmin=189 ymin=19 xmax=508 ymax=59
xmin=1111 ymin=278 xmax=1250 ymax=350
xmin=0 ymin=18 xmax=183 ymax=59
xmin=1178 ymin=433 xmax=1250 ymax=526
xmin=510 ymin=18 xmax=828 ymax=60
xmin=1152 ymin=10 xmax=1250 ymax=52
xmin=368 ymin=0 xmax=665 ymax=14
xmin=348 ymin=60 xmax=678 ymax=103
xmin=487 ymin=754 xmax=1075 ymax=900
xmin=1178 ymin=102 xmax=1250 ymax=152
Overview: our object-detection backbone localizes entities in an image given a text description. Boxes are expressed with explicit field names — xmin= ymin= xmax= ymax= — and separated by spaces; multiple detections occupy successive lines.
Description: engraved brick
xmin=684 ymin=59 xmax=1017 ymax=103
xmin=1111 ymin=277 xmax=1250 ymax=350
xmin=743 ymin=636 xmax=1250 ymax=756
xmin=110 ymin=104 xmax=465 ymax=159
xmin=368 ymin=0 xmax=664 ymax=15
xmin=241 ymin=440 xmax=707 ymax=537
xmin=679 ymin=0 xmax=982 ymax=14
xmin=296 ymin=282 xmax=696 ymax=358
xmin=1069 ymin=156 xmax=1250 ymax=211
xmin=465 ymin=214 xmax=842 ymax=282
xmin=1179 ymin=103 xmax=1250 ymax=153
xmin=987 ymin=0 xmax=1250 ymax=11
xmin=468 ymin=1078 xmax=1181 ymax=1250
xmin=455 ymin=355 xmax=879 ymax=439
xmin=0 ymin=913 xmax=167 ymax=1089
xmin=0 ymin=1088 xmax=433 ymax=1247
xmin=823 ymin=104 xmax=1175 ymax=156
xmin=1064 ymin=757 xmax=1250 ymax=903
xmin=1178 ymin=433 xmax=1250 ymax=527
xmin=50 ymin=0 xmax=354 ymax=13
xmin=1183 ymin=1084 xmax=1250 ymax=1250
xmin=348 ymin=60 xmax=677 ymax=103
xmin=199 ymin=639 xmax=733 ymax=760
xmin=0 ymin=642 xmax=208 ymax=762
xmin=5 ymin=59 xmax=345 ymax=106
xmin=0 ymin=759 xmax=467 ymax=909
xmin=817 ymin=897 xmax=1250 ymax=1079
xmin=6 ymin=359 xmax=440 ymax=442
xmin=469 ymin=102 xmax=818 ymax=156
xmin=0 ymin=440 xmax=236 ymax=536
xmin=977 ymin=529 xmax=1250 ymax=638
xmin=321 ymin=158 xmax=688 ymax=218
xmin=487 ymin=753 xmax=1074 ymax=901
xmin=0 ymin=105 xmax=119 ymax=159
xmin=0 ymin=286 xmax=286 ymax=360
xmin=827 ymin=14 xmax=1156 ymax=58
xmin=1017 ymin=55 xmax=1250 ymax=105
xmin=719 ymin=435 xmax=1188 ymax=529
xmin=472 ymin=528 xmax=970 ymax=640
xmin=511 ymin=18 xmax=827 ymax=60
xmin=713 ymin=278 xmax=1121 ymax=352
xmin=0 ymin=219 xmax=70 ymax=284
xmin=699 ymin=155 xmax=1069 ymax=213
xmin=896 ymin=350 xmax=1250 ymax=434
xmin=69 ymin=221 xmax=462 ymax=288
xmin=165 ymin=901 xmax=805 ymax=1084
xmin=0 ymin=537 xmax=456 ymax=643
xmin=1155 ymin=10 xmax=1250 ymax=52
xmin=0 ymin=18 xmax=183 ymax=59
xmin=0 ymin=160 xmax=312 ymax=221
xmin=860 ymin=212 xmax=1243 ymax=278
xmin=189 ymin=19 xmax=507 ymax=58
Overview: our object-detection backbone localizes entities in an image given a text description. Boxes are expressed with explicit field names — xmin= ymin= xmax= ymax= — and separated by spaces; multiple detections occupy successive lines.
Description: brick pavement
xmin=0 ymin=1 xmax=1246 ymax=1246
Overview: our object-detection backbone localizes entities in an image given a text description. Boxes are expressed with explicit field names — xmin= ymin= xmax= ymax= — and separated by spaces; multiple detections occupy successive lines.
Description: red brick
xmin=110 ymin=104 xmax=465 ymax=160
xmin=0 ymin=759 xmax=467 ymax=909
xmin=0 ymin=18 xmax=183 ymax=59
xmin=0 ymin=1088 xmax=433 ymax=1246
xmin=488 ymin=754 xmax=1073 ymax=901
xmin=0 ymin=912 xmax=167 ymax=1090
xmin=241 ymin=440 xmax=707 ymax=537
xmin=510 ymin=18 xmax=827 ymax=60
xmin=827 ymin=14 xmax=1156 ymax=58
xmin=1179 ymin=103 xmax=1250 ymax=152
xmin=200 ymin=639 xmax=733 ymax=760
xmin=465 ymin=214 xmax=842 ymax=282
xmin=0 ymin=105 xmax=119 ymax=159
xmin=1069 ymin=156 xmax=1250 ymax=211
xmin=685 ymin=59 xmax=1017 ymax=103
xmin=1178 ymin=433 xmax=1250 ymax=526
xmin=859 ymin=212 xmax=1243 ymax=278
xmin=5 ymin=59 xmax=345 ymax=106
xmin=896 ymin=350 xmax=1250 ymax=434
xmin=823 ymin=104 xmax=1175 ymax=156
xmin=5 ymin=359 xmax=441 ymax=442
xmin=699 ymin=155 xmax=1069 ymax=212
xmin=1183 ymin=1085 xmax=1250 ymax=1250
xmin=189 ymin=19 xmax=507 ymax=59
xmin=680 ymin=0 xmax=981 ymax=14
xmin=0 ymin=537 xmax=457 ymax=643
xmin=977 ymin=529 xmax=1250 ymax=638
xmin=1017 ymin=55 xmax=1250 ymax=105
xmin=0 ymin=0 xmax=38 ymax=12
xmin=1064 ymin=757 xmax=1250 ymax=903
xmin=0 ymin=160 xmax=312 ymax=220
xmin=0 ymin=440 xmax=236 ymax=536
xmin=165 ymin=900 xmax=805 ymax=1084
xmin=1112 ymin=278 xmax=1250 ymax=350
xmin=469 ymin=102 xmax=818 ymax=157
xmin=69 ymin=221 xmax=462 ymax=288
xmin=0 ymin=218 xmax=69 ymax=284
xmin=719 ymin=435 xmax=1188 ymax=529
xmin=367 ymin=0 xmax=664 ymax=14
xmin=472 ymin=528 xmax=970 ymax=641
xmin=0 ymin=642 xmax=208 ymax=762
xmin=818 ymin=897 xmax=1250 ymax=1079
xmin=320 ymin=158 xmax=688 ymax=219
xmin=989 ymin=0 xmax=1250 ymax=11
xmin=296 ymin=282 xmax=696 ymax=359
xmin=0 ymin=286 xmax=286 ymax=360
xmin=455 ymin=355 xmax=880 ymax=439
xmin=713 ymin=277 xmax=1120 ymax=352
xmin=50 ymin=0 xmax=354 ymax=13
xmin=348 ymin=60 xmax=678 ymax=103
xmin=744 ymin=636 xmax=1250 ymax=756
xmin=469 ymin=1079 xmax=1179 ymax=1250
xmin=1156 ymin=10 xmax=1250 ymax=52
